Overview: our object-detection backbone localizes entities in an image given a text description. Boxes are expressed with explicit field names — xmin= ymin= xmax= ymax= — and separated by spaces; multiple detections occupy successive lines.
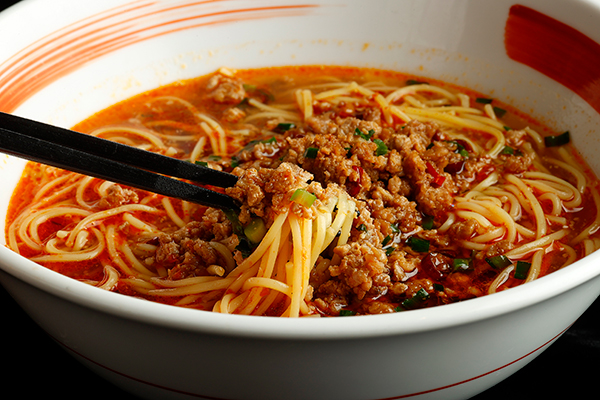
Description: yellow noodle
xmin=96 ymin=265 xmax=120 ymax=291
xmin=242 ymin=277 xmax=292 ymax=296
xmin=488 ymin=265 xmax=514 ymax=294
xmin=148 ymin=277 xmax=235 ymax=296
xmin=403 ymin=107 xmax=505 ymax=156
xmin=525 ymin=249 xmax=545 ymax=283
xmin=122 ymin=213 xmax=157 ymax=232
xmin=91 ymin=126 xmax=166 ymax=149
xmin=120 ymin=242 xmax=157 ymax=277
xmin=209 ymin=241 xmax=236 ymax=274
xmin=505 ymin=229 xmax=569 ymax=258
xmin=161 ymin=197 xmax=185 ymax=228
xmin=505 ymin=174 xmax=547 ymax=238
xmin=150 ymin=275 xmax=221 ymax=287
xmin=545 ymin=156 xmax=586 ymax=193
xmin=386 ymin=83 xmax=458 ymax=104
xmin=66 ymin=204 xmax=159 ymax=247
xmin=571 ymin=186 xmax=600 ymax=244
xmin=32 ymin=228 xmax=104 ymax=262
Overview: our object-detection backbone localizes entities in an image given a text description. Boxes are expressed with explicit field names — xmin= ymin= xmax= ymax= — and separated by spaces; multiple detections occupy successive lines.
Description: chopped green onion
xmin=476 ymin=97 xmax=493 ymax=104
xmin=544 ymin=131 xmax=570 ymax=147
xmin=230 ymin=157 xmax=240 ymax=168
xmin=447 ymin=141 xmax=469 ymax=158
xmin=385 ymin=247 xmax=395 ymax=256
xmin=339 ymin=309 xmax=356 ymax=316
xmin=373 ymin=138 xmax=388 ymax=156
xmin=493 ymin=106 xmax=507 ymax=118
xmin=453 ymin=258 xmax=471 ymax=271
xmin=382 ymin=235 xmax=392 ymax=247
xmin=354 ymin=127 xmax=374 ymax=141
xmin=485 ymin=254 xmax=512 ymax=270
xmin=223 ymin=209 xmax=254 ymax=258
xmin=304 ymin=147 xmax=319 ymax=159
xmin=501 ymin=145 xmax=514 ymax=155
xmin=406 ymin=79 xmax=428 ymax=85
xmin=400 ymin=288 xmax=430 ymax=310
xmin=290 ymin=188 xmax=316 ymax=208
xmin=195 ymin=161 xmax=208 ymax=167
xmin=344 ymin=146 xmax=353 ymax=158
xmin=422 ymin=215 xmax=434 ymax=230
xmin=407 ymin=236 xmax=430 ymax=252
xmin=261 ymin=136 xmax=277 ymax=144
xmin=433 ymin=283 xmax=445 ymax=292
xmin=243 ymin=83 xmax=257 ymax=92
xmin=514 ymin=261 xmax=532 ymax=280
xmin=357 ymin=224 xmax=367 ymax=232
xmin=275 ymin=122 xmax=295 ymax=132
xmin=503 ymin=126 xmax=512 ymax=131
xmin=390 ymin=223 xmax=400 ymax=233
xmin=244 ymin=217 xmax=267 ymax=244
xmin=208 ymin=155 xmax=221 ymax=161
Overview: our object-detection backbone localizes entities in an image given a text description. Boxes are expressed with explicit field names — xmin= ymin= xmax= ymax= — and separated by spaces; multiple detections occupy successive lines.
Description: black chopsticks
xmin=0 ymin=112 xmax=240 ymax=211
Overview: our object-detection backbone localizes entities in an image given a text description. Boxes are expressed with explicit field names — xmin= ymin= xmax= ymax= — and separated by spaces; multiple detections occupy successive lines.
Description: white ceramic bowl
xmin=2 ymin=1 xmax=600 ymax=399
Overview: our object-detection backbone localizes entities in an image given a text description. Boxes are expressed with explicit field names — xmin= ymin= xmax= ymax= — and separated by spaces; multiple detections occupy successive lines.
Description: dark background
xmin=1 ymin=1 xmax=599 ymax=399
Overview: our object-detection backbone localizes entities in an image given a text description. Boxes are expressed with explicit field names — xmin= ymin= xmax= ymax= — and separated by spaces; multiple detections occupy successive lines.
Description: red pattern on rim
xmin=0 ymin=0 xmax=316 ymax=113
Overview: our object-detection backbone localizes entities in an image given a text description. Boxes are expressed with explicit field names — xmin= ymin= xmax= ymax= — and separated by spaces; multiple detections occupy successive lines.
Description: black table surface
xmin=1 ymin=1 xmax=599 ymax=399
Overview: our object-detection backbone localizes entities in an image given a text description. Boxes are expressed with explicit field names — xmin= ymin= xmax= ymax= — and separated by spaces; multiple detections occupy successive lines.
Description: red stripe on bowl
xmin=0 ymin=0 xmax=316 ymax=113
xmin=505 ymin=4 xmax=600 ymax=115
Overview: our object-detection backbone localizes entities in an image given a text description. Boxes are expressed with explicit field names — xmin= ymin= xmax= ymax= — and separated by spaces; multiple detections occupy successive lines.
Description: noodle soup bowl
xmin=2 ymin=0 xmax=600 ymax=399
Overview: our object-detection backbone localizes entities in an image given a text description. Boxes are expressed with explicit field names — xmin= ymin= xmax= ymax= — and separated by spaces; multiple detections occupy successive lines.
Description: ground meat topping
xmin=97 ymin=184 xmax=139 ymax=209
xmin=206 ymin=73 xmax=246 ymax=104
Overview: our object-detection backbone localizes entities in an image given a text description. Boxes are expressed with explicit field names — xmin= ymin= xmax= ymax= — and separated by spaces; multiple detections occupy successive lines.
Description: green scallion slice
xmin=485 ymin=255 xmax=512 ymax=270
xmin=407 ymin=236 xmax=430 ymax=252
xmin=493 ymin=106 xmax=507 ymax=118
xmin=357 ymin=224 xmax=367 ymax=232
xmin=514 ymin=261 xmax=532 ymax=280
xmin=373 ymin=139 xmax=388 ymax=156
xmin=195 ymin=161 xmax=208 ymax=167
xmin=290 ymin=188 xmax=317 ymax=208
xmin=261 ymin=136 xmax=277 ymax=144
xmin=476 ymin=97 xmax=493 ymax=104
xmin=276 ymin=122 xmax=295 ymax=132
xmin=304 ymin=147 xmax=319 ymax=159
xmin=382 ymin=235 xmax=392 ymax=247
xmin=544 ymin=131 xmax=570 ymax=147
xmin=339 ymin=309 xmax=356 ymax=316
xmin=453 ymin=258 xmax=471 ymax=271
xmin=501 ymin=145 xmax=514 ymax=155
xmin=422 ymin=215 xmax=434 ymax=230
xmin=433 ymin=283 xmax=445 ymax=292
xmin=354 ymin=127 xmax=374 ymax=141
xmin=400 ymin=288 xmax=430 ymax=310
xmin=244 ymin=217 xmax=267 ymax=244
